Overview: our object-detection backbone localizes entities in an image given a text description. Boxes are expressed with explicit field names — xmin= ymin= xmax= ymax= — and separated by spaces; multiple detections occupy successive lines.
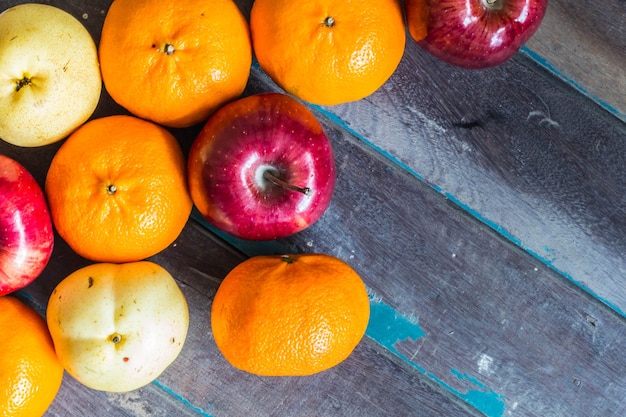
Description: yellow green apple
xmin=46 ymin=261 xmax=189 ymax=392
xmin=0 ymin=3 xmax=102 ymax=147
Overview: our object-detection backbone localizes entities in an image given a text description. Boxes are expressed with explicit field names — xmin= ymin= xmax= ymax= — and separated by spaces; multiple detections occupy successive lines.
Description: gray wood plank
xmin=307 ymin=44 xmax=626 ymax=318
xmin=2 ymin=0 xmax=625 ymax=416
xmin=197 ymin=73 xmax=626 ymax=416
xmin=47 ymin=378 xmax=204 ymax=417
xmin=234 ymin=0 xmax=626 ymax=316
xmin=276 ymin=121 xmax=626 ymax=417
xmin=524 ymin=0 xmax=626 ymax=121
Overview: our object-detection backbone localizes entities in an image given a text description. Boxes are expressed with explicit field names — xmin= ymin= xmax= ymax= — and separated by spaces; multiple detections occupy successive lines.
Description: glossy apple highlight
xmin=411 ymin=0 xmax=548 ymax=69
xmin=0 ymin=155 xmax=54 ymax=295
xmin=187 ymin=93 xmax=336 ymax=240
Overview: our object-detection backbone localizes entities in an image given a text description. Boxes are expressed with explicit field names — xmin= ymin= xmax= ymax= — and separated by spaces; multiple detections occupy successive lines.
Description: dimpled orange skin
xmin=99 ymin=0 xmax=252 ymax=128
xmin=250 ymin=0 xmax=406 ymax=106
xmin=0 ymin=297 xmax=64 ymax=417
xmin=45 ymin=115 xmax=192 ymax=263
xmin=211 ymin=254 xmax=370 ymax=376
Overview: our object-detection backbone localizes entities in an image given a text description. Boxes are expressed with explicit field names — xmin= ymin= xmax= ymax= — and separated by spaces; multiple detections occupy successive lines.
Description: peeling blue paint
xmin=543 ymin=246 xmax=557 ymax=263
xmin=299 ymin=93 xmax=626 ymax=320
xmin=450 ymin=369 xmax=506 ymax=417
xmin=366 ymin=298 xmax=426 ymax=344
xmin=366 ymin=300 xmax=505 ymax=417
xmin=153 ymin=379 xmax=214 ymax=417
xmin=193 ymin=210 xmax=507 ymax=415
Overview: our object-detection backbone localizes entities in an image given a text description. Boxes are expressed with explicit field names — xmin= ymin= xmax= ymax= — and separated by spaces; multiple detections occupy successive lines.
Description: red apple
xmin=188 ymin=93 xmax=336 ymax=241
xmin=0 ymin=155 xmax=54 ymax=295
xmin=409 ymin=0 xmax=548 ymax=69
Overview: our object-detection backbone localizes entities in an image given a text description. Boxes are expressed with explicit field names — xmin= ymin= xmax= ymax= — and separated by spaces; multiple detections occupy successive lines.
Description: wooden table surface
xmin=2 ymin=0 xmax=625 ymax=416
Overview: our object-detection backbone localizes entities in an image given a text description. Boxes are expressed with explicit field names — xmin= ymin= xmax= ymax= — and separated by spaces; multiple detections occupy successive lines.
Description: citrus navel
xmin=211 ymin=254 xmax=370 ymax=376
xmin=250 ymin=0 xmax=406 ymax=106
xmin=45 ymin=115 xmax=192 ymax=263
xmin=99 ymin=0 xmax=252 ymax=128
xmin=0 ymin=296 xmax=64 ymax=417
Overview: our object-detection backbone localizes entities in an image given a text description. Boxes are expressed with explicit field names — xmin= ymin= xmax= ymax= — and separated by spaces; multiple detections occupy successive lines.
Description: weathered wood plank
xmin=524 ymin=0 xmax=626 ymax=121
xmin=278 ymin=108 xmax=626 ymax=417
xmin=309 ymin=43 xmax=626 ymax=318
xmin=46 ymin=377 xmax=205 ymax=417
xmin=1 ymin=0 xmax=625 ymax=416
xmin=197 ymin=72 xmax=626 ymax=416
xmin=234 ymin=0 xmax=626 ymax=316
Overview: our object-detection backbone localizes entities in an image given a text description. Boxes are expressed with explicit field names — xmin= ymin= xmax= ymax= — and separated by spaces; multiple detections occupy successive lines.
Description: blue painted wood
xmin=523 ymin=0 xmax=626 ymax=122
xmin=1 ymin=0 xmax=625 ymax=416
xmin=314 ymin=45 xmax=626 ymax=318
xmin=193 ymin=67 xmax=626 ymax=415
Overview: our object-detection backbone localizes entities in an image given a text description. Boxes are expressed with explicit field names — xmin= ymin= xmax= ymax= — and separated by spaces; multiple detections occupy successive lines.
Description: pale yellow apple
xmin=0 ymin=4 xmax=101 ymax=147
xmin=46 ymin=261 xmax=189 ymax=392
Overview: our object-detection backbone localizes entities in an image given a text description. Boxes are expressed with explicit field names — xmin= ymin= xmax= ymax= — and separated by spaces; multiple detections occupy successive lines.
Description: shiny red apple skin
xmin=188 ymin=93 xmax=336 ymax=241
xmin=415 ymin=0 xmax=548 ymax=69
xmin=0 ymin=155 xmax=54 ymax=295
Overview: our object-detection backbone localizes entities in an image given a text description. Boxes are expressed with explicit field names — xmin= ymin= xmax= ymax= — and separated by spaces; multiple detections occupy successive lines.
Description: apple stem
xmin=263 ymin=170 xmax=312 ymax=196
xmin=323 ymin=16 xmax=335 ymax=27
xmin=107 ymin=184 xmax=117 ymax=195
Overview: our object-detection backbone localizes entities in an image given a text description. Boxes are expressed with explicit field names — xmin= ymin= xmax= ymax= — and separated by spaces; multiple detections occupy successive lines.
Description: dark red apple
xmin=187 ymin=93 xmax=336 ymax=241
xmin=409 ymin=0 xmax=548 ymax=69
xmin=0 ymin=155 xmax=54 ymax=295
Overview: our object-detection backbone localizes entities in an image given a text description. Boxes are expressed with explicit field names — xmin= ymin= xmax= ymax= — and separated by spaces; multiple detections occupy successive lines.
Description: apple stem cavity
xmin=323 ymin=16 xmax=335 ymax=27
xmin=107 ymin=184 xmax=117 ymax=195
xmin=483 ymin=0 xmax=502 ymax=8
xmin=263 ymin=170 xmax=312 ymax=196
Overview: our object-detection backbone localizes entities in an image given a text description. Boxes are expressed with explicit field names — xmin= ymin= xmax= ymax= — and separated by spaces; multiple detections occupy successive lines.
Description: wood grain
xmin=191 ymin=71 xmax=626 ymax=416
xmin=278 ymin=117 xmax=626 ymax=417
xmin=524 ymin=0 xmax=626 ymax=121
xmin=313 ymin=43 xmax=626 ymax=317
xmin=0 ymin=0 xmax=624 ymax=416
